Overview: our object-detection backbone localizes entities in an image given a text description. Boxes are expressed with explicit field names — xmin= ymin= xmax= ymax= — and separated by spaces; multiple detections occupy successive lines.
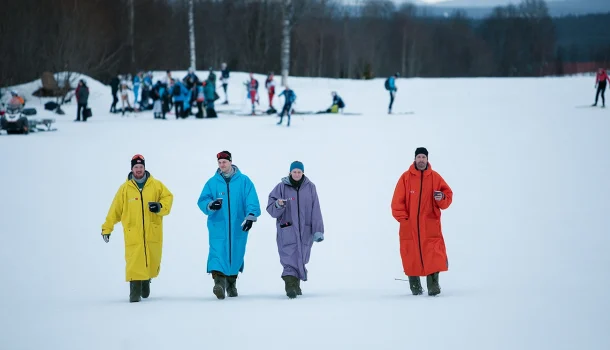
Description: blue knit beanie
xmin=290 ymin=161 xmax=304 ymax=173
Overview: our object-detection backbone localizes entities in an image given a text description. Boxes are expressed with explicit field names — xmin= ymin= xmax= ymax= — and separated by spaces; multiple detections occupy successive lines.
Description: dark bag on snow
xmin=83 ymin=108 xmax=92 ymax=118
xmin=44 ymin=101 xmax=59 ymax=111
xmin=22 ymin=108 xmax=37 ymax=116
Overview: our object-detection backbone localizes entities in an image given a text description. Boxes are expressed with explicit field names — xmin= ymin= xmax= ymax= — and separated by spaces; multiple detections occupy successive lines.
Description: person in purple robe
xmin=266 ymin=161 xmax=325 ymax=299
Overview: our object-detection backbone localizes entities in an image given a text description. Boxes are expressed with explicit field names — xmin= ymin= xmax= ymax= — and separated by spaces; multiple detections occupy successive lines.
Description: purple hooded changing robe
xmin=266 ymin=176 xmax=324 ymax=281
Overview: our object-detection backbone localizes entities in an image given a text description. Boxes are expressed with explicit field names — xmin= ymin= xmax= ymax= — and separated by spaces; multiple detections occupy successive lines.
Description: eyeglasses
xmin=132 ymin=154 xmax=144 ymax=160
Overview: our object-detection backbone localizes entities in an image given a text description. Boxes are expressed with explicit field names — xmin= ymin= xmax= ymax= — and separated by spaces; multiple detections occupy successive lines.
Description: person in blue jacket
xmin=171 ymin=81 xmax=190 ymax=118
xmin=277 ymin=86 xmax=296 ymax=127
xmin=133 ymin=71 xmax=143 ymax=107
xmin=385 ymin=72 xmax=399 ymax=114
xmin=197 ymin=151 xmax=261 ymax=299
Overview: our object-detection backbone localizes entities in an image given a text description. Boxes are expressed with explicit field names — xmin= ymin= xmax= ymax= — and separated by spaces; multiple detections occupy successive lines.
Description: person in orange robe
xmin=391 ymin=147 xmax=453 ymax=296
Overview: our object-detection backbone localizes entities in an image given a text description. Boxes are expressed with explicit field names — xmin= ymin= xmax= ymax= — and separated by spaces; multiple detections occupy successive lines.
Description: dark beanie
xmin=415 ymin=147 xmax=428 ymax=158
xmin=131 ymin=154 xmax=145 ymax=168
xmin=217 ymin=150 xmax=232 ymax=162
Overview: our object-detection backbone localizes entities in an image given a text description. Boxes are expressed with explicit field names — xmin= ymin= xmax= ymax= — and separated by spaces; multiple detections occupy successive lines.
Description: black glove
xmin=241 ymin=214 xmax=257 ymax=232
xmin=102 ymin=233 xmax=110 ymax=243
xmin=148 ymin=202 xmax=162 ymax=213
xmin=209 ymin=199 xmax=222 ymax=210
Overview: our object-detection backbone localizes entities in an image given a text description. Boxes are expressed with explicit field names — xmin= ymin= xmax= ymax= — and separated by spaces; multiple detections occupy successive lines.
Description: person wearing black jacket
xmin=110 ymin=74 xmax=120 ymax=113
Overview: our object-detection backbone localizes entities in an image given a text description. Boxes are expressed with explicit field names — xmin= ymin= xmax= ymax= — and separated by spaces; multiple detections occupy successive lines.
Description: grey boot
xmin=408 ymin=276 xmax=423 ymax=295
xmin=282 ymin=275 xmax=299 ymax=299
xmin=129 ymin=281 xmax=142 ymax=303
xmin=426 ymin=272 xmax=441 ymax=296
xmin=227 ymin=275 xmax=238 ymax=297
xmin=212 ymin=271 xmax=227 ymax=300
xmin=141 ymin=279 xmax=151 ymax=298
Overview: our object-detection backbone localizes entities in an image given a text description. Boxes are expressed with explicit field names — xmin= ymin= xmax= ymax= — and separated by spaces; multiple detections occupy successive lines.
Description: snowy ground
xmin=0 ymin=72 xmax=609 ymax=350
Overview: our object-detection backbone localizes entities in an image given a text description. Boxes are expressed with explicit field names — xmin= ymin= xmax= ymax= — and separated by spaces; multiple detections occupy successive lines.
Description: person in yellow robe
xmin=101 ymin=154 xmax=173 ymax=302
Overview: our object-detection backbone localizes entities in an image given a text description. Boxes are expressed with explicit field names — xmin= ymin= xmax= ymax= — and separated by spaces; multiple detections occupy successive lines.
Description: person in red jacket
xmin=265 ymin=72 xmax=276 ymax=113
xmin=391 ymin=147 xmax=453 ymax=296
xmin=593 ymin=68 xmax=609 ymax=108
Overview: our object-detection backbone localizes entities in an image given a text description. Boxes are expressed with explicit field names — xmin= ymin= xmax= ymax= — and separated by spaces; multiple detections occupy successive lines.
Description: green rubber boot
xmin=426 ymin=272 xmax=441 ymax=296
xmin=408 ymin=276 xmax=423 ymax=295
xmin=212 ymin=271 xmax=227 ymax=300
xmin=141 ymin=279 xmax=151 ymax=298
xmin=282 ymin=275 xmax=299 ymax=299
xmin=227 ymin=275 xmax=238 ymax=297
xmin=296 ymin=279 xmax=302 ymax=296
xmin=129 ymin=281 xmax=142 ymax=303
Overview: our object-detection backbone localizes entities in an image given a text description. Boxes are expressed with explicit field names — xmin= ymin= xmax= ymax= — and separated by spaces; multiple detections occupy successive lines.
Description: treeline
xmin=1 ymin=0 xmax=609 ymax=87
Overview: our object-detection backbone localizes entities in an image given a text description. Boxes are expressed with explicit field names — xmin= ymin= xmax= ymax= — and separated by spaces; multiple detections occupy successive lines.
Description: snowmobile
xmin=0 ymin=102 xmax=32 ymax=134
xmin=0 ymin=103 xmax=57 ymax=135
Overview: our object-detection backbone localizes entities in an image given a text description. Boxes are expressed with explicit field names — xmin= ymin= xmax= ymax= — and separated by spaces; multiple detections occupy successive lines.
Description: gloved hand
xmin=434 ymin=191 xmax=444 ymax=201
xmin=313 ymin=232 xmax=324 ymax=243
xmin=209 ymin=199 xmax=222 ymax=211
xmin=102 ymin=233 xmax=110 ymax=243
xmin=241 ymin=214 xmax=257 ymax=232
xmin=148 ymin=202 xmax=162 ymax=213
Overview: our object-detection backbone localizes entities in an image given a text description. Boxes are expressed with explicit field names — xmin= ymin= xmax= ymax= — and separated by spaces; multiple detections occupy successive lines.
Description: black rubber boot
xmin=227 ymin=275 xmax=238 ymax=297
xmin=426 ymin=272 xmax=441 ymax=296
xmin=212 ymin=271 xmax=227 ymax=300
xmin=282 ymin=275 xmax=299 ymax=299
xmin=141 ymin=279 xmax=151 ymax=298
xmin=408 ymin=276 xmax=423 ymax=295
xmin=129 ymin=281 xmax=142 ymax=303
xmin=296 ymin=279 xmax=302 ymax=296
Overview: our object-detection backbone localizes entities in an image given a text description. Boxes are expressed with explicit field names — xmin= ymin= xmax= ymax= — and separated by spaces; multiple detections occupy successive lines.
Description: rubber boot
xmin=426 ymin=272 xmax=441 ymax=296
xmin=282 ymin=275 xmax=299 ymax=299
xmin=129 ymin=281 xmax=142 ymax=303
xmin=227 ymin=275 xmax=238 ymax=297
xmin=141 ymin=279 xmax=151 ymax=298
xmin=408 ymin=276 xmax=423 ymax=295
xmin=296 ymin=279 xmax=302 ymax=296
xmin=212 ymin=271 xmax=227 ymax=300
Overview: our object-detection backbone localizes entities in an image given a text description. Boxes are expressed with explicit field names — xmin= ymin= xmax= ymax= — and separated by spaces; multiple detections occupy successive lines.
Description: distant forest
xmin=1 ymin=0 xmax=609 ymax=86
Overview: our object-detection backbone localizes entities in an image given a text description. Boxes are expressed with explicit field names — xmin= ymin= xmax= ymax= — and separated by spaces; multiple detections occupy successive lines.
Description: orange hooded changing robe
xmin=391 ymin=162 xmax=453 ymax=277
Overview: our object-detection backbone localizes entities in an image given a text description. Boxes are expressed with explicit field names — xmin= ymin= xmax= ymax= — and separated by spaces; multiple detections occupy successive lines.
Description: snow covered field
xmin=0 ymin=72 xmax=609 ymax=350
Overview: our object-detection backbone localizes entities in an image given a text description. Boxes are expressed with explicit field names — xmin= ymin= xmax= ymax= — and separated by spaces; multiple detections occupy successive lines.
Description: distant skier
xmin=277 ymin=86 xmax=296 ymax=127
xmin=385 ymin=72 xmax=399 ymax=114
xmin=317 ymin=91 xmax=345 ymax=114
xmin=245 ymin=73 xmax=259 ymax=115
xmin=265 ymin=72 xmax=276 ymax=113
xmin=593 ymin=68 xmax=609 ymax=108
xmin=220 ymin=63 xmax=230 ymax=104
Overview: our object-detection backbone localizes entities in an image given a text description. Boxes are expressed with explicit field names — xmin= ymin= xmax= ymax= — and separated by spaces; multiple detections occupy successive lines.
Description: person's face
xmin=290 ymin=169 xmax=303 ymax=181
xmin=415 ymin=154 xmax=428 ymax=170
xmin=132 ymin=164 xmax=145 ymax=178
xmin=218 ymin=159 xmax=232 ymax=173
